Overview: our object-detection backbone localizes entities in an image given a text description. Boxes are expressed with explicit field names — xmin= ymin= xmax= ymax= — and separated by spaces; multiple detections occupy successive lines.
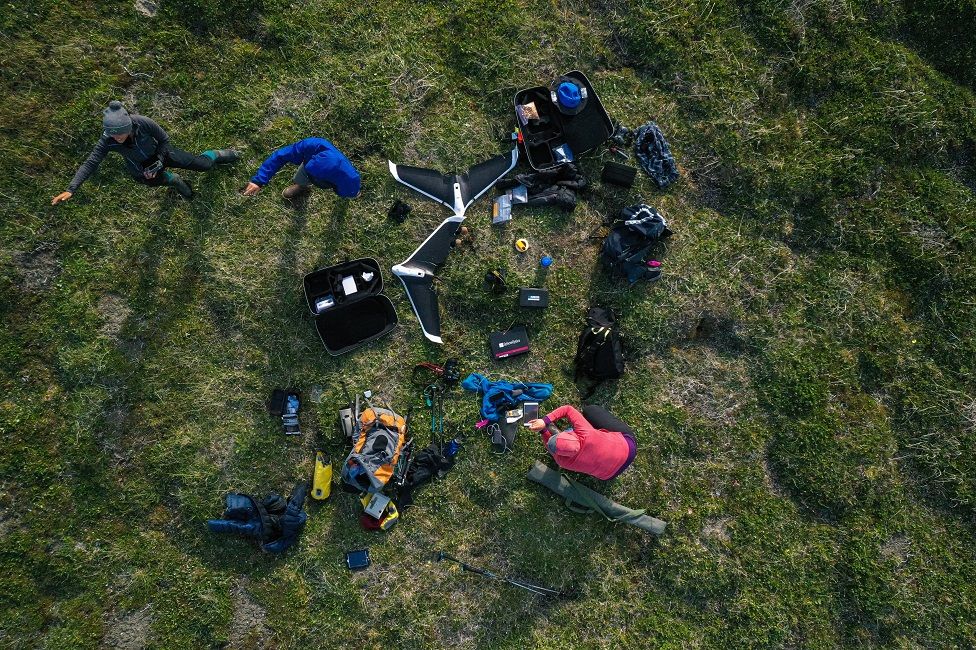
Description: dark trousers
xmin=132 ymin=146 xmax=215 ymax=186
xmin=582 ymin=405 xmax=636 ymax=440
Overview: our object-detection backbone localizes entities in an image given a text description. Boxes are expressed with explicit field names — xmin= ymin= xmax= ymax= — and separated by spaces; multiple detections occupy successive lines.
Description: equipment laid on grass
xmin=610 ymin=122 xmax=633 ymax=147
xmin=484 ymin=268 xmax=508 ymax=294
xmin=341 ymin=406 xmax=408 ymax=493
xmin=460 ymin=373 xmax=553 ymax=422
xmin=514 ymin=238 xmax=529 ymax=253
xmin=601 ymin=161 xmax=638 ymax=188
xmin=518 ymin=287 xmax=549 ymax=308
xmin=311 ymin=452 xmax=333 ymax=500
xmin=492 ymin=193 xmax=512 ymax=224
xmin=346 ymin=548 xmax=371 ymax=571
xmin=498 ymin=163 xmax=587 ymax=211
xmin=360 ymin=492 xmax=400 ymax=530
xmin=339 ymin=404 xmax=356 ymax=441
xmin=574 ymin=306 xmax=625 ymax=391
xmin=435 ymin=551 xmax=569 ymax=598
xmin=411 ymin=359 xmax=461 ymax=387
xmin=527 ymin=461 xmax=667 ymax=535
xmin=489 ymin=404 xmax=525 ymax=453
xmin=600 ymin=204 xmax=672 ymax=284
xmin=514 ymin=71 xmax=613 ymax=171
xmin=359 ymin=499 xmax=399 ymax=530
xmin=393 ymin=386 xmax=458 ymax=508
xmin=207 ymin=482 xmax=310 ymax=553
xmin=389 ymin=149 xmax=518 ymax=344
xmin=395 ymin=443 xmax=455 ymax=508
xmin=489 ymin=326 xmax=530 ymax=359
xmin=268 ymin=388 xmax=302 ymax=435
xmin=282 ymin=394 xmax=301 ymax=435
xmin=388 ymin=199 xmax=412 ymax=223
xmin=634 ymin=121 xmax=679 ymax=188
xmin=303 ymin=258 xmax=398 ymax=355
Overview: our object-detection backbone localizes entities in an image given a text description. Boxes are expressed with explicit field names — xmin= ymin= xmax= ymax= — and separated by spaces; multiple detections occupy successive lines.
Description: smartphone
xmin=523 ymin=401 xmax=539 ymax=424
xmin=346 ymin=548 xmax=371 ymax=571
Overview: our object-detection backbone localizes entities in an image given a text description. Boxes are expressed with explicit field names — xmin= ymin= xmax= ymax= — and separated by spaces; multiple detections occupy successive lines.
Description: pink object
xmin=647 ymin=260 xmax=662 ymax=268
xmin=475 ymin=419 xmax=490 ymax=429
xmin=540 ymin=405 xmax=631 ymax=480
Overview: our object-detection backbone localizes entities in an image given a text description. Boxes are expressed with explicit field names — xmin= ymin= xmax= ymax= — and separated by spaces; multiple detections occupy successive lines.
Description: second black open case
xmin=303 ymin=258 xmax=398 ymax=355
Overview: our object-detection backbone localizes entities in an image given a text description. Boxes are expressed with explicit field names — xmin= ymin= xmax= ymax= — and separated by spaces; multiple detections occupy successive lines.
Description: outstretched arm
xmin=55 ymin=139 xmax=110 ymax=202
xmin=249 ymin=141 xmax=310 ymax=187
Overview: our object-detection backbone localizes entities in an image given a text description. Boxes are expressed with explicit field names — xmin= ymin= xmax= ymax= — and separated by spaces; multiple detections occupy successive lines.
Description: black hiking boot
xmin=167 ymin=173 xmax=194 ymax=200
xmin=209 ymin=149 xmax=241 ymax=164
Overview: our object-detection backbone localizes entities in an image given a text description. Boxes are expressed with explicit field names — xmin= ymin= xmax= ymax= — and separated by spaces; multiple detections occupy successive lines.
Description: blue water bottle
xmin=445 ymin=438 xmax=461 ymax=459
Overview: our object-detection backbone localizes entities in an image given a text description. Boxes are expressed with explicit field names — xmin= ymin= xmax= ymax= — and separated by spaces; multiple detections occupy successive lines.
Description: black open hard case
xmin=514 ymin=70 xmax=614 ymax=171
xmin=303 ymin=258 xmax=398 ymax=355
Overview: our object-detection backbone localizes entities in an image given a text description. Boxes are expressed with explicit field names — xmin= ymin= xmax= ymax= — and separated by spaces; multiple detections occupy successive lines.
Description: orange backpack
xmin=341 ymin=407 xmax=407 ymax=493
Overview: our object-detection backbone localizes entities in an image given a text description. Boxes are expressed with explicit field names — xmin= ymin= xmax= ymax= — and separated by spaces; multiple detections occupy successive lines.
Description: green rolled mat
xmin=527 ymin=461 xmax=667 ymax=535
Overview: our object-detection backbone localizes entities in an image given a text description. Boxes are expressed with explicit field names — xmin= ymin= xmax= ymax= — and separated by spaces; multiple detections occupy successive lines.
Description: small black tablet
xmin=346 ymin=548 xmax=371 ymax=571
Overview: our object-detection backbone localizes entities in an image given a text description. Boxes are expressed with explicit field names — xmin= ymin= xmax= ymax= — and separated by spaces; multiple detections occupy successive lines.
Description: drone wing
xmin=391 ymin=216 xmax=464 ymax=344
xmin=458 ymin=148 xmax=519 ymax=211
xmin=388 ymin=161 xmax=463 ymax=214
xmin=389 ymin=147 xmax=518 ymax=217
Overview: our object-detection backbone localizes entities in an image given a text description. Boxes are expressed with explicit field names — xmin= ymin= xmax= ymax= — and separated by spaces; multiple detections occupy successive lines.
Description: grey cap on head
xmin=546 ymin=433 xmax=560 ymax=455
xmin=102 ymin=100 xmax=132 ymax=136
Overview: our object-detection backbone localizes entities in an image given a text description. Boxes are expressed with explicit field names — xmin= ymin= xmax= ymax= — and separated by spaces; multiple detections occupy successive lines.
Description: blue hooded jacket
xmin=460 ymin=373 xmax=554 ymax=422
xmin=251 ymin=137 xmax=361 ymax=197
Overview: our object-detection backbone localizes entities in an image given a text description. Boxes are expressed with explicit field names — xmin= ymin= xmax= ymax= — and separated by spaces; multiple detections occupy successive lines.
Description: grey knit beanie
xmin=102 ymin=100 xmax=132 ymax=136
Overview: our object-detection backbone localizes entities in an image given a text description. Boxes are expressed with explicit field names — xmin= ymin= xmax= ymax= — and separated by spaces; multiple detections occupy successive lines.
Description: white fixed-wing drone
xmin=388 ymin=148 xmax=518 ymax=343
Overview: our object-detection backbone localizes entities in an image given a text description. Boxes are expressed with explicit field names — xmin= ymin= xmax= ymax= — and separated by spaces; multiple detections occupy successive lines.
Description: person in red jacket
xmin=526 ymin=405 xmax=637 ymax=480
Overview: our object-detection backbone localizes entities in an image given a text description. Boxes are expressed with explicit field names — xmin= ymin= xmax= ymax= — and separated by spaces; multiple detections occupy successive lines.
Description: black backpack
xmin=574 ymin=308 xmax=624 ymax=393
xmin=600 ymin=204 xmax=671 ymax=283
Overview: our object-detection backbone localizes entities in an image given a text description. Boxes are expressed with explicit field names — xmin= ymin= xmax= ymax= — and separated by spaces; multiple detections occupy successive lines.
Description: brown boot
xmin=282 ymin=184 xmax=309 ymax=199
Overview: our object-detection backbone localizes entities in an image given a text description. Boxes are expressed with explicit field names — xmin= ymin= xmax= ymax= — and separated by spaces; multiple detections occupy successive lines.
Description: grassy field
xmin=2 ymin=0 xmax=976 ymax=647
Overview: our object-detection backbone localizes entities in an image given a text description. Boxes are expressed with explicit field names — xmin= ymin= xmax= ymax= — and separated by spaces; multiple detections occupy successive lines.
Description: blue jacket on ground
xmin=251 ymin=137 xmax=361 ymax=197
xmin=460 ymin=373 xmax=554 ymax=422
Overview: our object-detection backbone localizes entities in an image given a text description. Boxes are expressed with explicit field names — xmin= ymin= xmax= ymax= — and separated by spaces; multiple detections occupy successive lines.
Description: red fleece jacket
xmin=541 ymin=405 xmax=631 ymax=480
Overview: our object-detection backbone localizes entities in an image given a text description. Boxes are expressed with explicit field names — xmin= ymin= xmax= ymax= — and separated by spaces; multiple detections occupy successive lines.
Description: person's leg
xmin=292 ymin=163 xmax=313 ymax=187
xmin=131 ymin=173 xmax=166 ymax=187
xmin=203 ymin=148 xmax=240 ymax=164
xmin=282 ymin=164 xmax=312 ymax=199
xmin=164 ymin=146 xmax=239 ymax=172
xmin=164 ymin=146 xmax=216 ymax=172
xmin=582 ymin=405 xmax=635 ymax=439
xmin=131 ymin=171 xmax=193 ymax=199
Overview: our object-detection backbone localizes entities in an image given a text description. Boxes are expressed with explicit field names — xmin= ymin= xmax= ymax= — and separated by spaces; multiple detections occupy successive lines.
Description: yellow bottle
xmin=312 ymin=452 xmax=332 ymax=500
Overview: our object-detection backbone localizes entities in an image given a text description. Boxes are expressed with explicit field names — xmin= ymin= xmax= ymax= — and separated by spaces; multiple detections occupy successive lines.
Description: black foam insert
xmin=315 ymin=296 xmax=397 ymax=355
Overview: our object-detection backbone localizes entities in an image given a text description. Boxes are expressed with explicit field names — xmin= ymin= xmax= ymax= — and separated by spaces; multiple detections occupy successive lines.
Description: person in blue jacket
xmin=242 ymin=137 xmax=362 ymax=199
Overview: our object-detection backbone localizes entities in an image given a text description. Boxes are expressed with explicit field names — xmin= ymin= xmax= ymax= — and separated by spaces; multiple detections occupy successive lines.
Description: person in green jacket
xmin=52 ymin=100 xmax=239 ymax=204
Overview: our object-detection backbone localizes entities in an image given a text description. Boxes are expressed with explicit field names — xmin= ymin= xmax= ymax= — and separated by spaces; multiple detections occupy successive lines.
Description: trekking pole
xmin=434 ymin=551 xmax=568 ymax=598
